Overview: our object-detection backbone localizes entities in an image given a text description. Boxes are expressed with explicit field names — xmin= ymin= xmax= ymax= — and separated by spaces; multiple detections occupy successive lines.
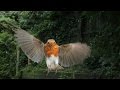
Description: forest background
xmin=0 ymin=11 xmax=120 ymax=79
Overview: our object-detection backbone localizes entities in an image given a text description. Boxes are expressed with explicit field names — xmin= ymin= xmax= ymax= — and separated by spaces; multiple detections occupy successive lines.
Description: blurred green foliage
xmin=0 ymin=11 xmax=120 ymax=79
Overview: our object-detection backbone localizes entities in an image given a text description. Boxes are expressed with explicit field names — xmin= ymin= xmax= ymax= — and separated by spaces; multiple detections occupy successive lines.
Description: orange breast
xmin=44 ymin=44 xmax=59 ymax=57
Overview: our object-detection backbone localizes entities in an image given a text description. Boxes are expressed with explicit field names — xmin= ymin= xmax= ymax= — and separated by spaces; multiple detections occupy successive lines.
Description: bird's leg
xmin=55 ymin=69 xmax=58 ymax=75
xmin=54 ymin=65 xmax=61 ymax=75
xmin=54 ymin=66 xmax=58 ymax=75
xmin=46 ymin=63 xmax=52 ymax=76
xmin=46 ymin=68 xmax=50 ymax=76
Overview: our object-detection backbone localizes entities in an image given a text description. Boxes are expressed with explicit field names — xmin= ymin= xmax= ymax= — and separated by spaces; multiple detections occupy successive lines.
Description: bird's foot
xmin=54 ymin=65 xmax=64 ymax=74
xmin=54 ymin=69 xmax=57 ymax=75
xmin=46 ymin=69 xmax=50 ymax=76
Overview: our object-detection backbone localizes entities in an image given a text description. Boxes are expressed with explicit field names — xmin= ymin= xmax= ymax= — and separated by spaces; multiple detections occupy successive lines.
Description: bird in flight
xmin=14 ymin=29 xmax=91 ymax=73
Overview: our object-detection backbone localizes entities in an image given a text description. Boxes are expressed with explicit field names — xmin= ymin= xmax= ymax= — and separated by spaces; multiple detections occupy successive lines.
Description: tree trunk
xmin=16 ymin=45 xmax=20 ymax=77
xmin=81 ymin=16 xmax=86 ymax=42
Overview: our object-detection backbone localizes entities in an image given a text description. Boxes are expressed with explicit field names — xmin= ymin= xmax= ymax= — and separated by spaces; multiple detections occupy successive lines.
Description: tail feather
xmin=56 ymin=64 xmax=64 ymax=70
xmin=48 ymin=64 xmax=64 ymax=71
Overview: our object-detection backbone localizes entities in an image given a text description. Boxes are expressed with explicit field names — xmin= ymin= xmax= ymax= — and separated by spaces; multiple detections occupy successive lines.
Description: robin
xmin=14 ymin=29 xmax=91 ymax=73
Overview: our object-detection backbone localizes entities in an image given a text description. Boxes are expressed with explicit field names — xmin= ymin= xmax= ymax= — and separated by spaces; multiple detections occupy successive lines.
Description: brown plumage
xmin=44 ymin=39 xmax=59 ymax=57
xmin=14 ymin=29 xmax=91 ymax=71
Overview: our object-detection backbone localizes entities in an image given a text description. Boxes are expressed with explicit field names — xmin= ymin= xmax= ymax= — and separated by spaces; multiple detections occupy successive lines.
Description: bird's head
xmin=46 ymin=39 xmax=57 ymax=47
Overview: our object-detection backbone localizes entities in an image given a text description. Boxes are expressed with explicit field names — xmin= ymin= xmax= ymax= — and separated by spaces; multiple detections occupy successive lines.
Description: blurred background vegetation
xmin=0 ymin=11 xmax=120 ymax=79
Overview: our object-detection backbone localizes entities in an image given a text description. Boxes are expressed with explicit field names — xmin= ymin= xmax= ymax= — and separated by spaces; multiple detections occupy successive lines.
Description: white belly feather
xmin=46 ymin=54 xmax=59 ymax=70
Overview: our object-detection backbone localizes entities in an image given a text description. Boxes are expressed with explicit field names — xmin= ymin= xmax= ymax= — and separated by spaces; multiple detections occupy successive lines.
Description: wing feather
xmin=14 ymin=29 xmax=45 ymax=63
xmin=59 ymin=43 xmax=91 ymax=67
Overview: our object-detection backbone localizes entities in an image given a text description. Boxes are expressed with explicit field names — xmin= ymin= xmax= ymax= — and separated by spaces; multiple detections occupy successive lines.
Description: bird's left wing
xmin=14 ymin=29 xmax=45 ymax=63
xmin=59 ymin=43 xmax=91 ymax=67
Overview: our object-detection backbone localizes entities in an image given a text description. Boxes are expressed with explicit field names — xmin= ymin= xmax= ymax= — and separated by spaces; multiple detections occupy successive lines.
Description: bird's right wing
xmin=59 ymin=43 xmax=91 ymax=67
xmin=14 ymin=29 xmax=45 ymax=63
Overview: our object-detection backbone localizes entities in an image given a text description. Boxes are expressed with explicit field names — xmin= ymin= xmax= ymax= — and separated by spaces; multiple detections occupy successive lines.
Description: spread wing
xmin=14 ymin=29 xmax=45 ymax=63
xmin=59 ymin=43 xmax=91 ymax=67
